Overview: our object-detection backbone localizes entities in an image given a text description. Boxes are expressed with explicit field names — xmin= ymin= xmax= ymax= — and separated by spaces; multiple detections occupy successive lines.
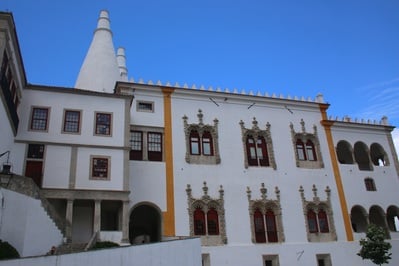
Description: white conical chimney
xmin=117 ymin=47 xmax=128 ymax=81
xmin=75 ymin=10 xmax=121 ymax=93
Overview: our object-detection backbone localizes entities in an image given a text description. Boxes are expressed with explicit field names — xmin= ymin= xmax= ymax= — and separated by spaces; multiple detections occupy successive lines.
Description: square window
xmin=27 ymin=144 xmax=44 ymax=159
xmin=137 ymin=101 xmax=154 ymax=112
xmin=30 ymin=107 xmax=49 ymax=131
xmin=91 ymin=157 xmax=110 ymax=180
xmin=63 ymin=110 xmax=81 ymax=133
xmin=316 ymin=254 xmax=331 ymax=266
xmin=95 ymin=112 xmax=112 ymax=136
xmin=263 ymin=255 xmax=279 ymax=266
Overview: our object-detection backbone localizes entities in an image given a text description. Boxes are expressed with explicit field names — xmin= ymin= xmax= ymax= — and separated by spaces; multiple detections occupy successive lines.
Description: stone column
xmin=121 ymin=200 xmax=130 ymax=244
xmin=65 ymin=199 xmax=74 ymax=243
xmin=93 ymin=200 xmax=102 ymax=236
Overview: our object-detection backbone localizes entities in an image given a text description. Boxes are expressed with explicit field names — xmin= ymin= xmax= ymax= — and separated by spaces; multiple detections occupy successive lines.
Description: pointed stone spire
xmin=116 ymin=47 xmax=128 ymax=81
xmin=75 ymin=10 xmax=121 ymax=93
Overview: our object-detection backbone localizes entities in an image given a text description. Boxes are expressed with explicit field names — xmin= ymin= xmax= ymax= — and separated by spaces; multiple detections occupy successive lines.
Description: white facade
xmin=0 ymin=9 xmax=399 ymax=266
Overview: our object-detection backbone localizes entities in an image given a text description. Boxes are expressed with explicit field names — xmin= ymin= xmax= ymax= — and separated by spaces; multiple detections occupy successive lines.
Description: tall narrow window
xmin=247 ymin=136 xmax=258 ymax=166
xmin=318 ymin=209 xmax=330 ymax=233
xmin=305 ymin=140 xmax=317 ymax=161
xmin=202 ymin=131 xmax=214 ymax=156
xmin=31 ymin=107 xmax=49 ymax=131
xmin=194 ymin=208 xmax=206 ymax=235
xmin=296 ymin=139 xmax=306 ymax=161
xmin=254 ymin=209 xmax=266 ymax=243
xmin=130 ymin=131 xmax=143 ymax=160
xmin=207 ymin=208 xmax=219 ymax=235
xmin=364 ymin=178 xmax=376 ymax=191
xmin=307 ymin=210 xmax=318 ymax=233
xmin=257 ymin=137 xmax=269 ymax=166
xmin=95 ymin=112 xmax=111 ymax=135
xmin=265 ymin=210 xmax=278 ymax=242
xmin=63 ymin=110 xmax=81 ymax=133
xmin=148 ymin=132 xmax=162 ymax=161
xmin=91 ymin=157 xmax=109 ymax=179
xmin=190 ymin=131 xmax=200 ymax=155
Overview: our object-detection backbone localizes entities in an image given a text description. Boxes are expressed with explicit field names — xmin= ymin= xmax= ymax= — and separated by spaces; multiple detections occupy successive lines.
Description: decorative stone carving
xmin=299 ymin=185 xmax=337 ymax=242
xmin=239 ymin=118 xmax=277 ymax=169
xmin=247 ymin=183 xmax=284 ymax=243
xmin=183 ymin=110 xmax=221 ymax=164
xmin=186 ymin=182 xmax=227 ymax=246
xmin=290 ymin=119 xmax=324 ymax=169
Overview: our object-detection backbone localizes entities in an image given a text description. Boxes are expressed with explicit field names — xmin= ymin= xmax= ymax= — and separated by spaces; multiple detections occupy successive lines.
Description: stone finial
xmin=299 ymin=186 xmax=305 ymax=200
xmin=316 ymin=93 xmax=324 ymax=103
xmin=197 ymin=109 xmax=204 ymax=125
xmin=116 ymin=47 xmax=128 ymax=81
xmin=300 ymin=119 xmax=306 ymax=132
xmin=275 ymin=186 xmax=280 ymax=201
xmin=186 ymin=184 xmax=192 ymax=197
xmin=246 ymin=186 xmax=252 ymax=201
xmin=381 ymin=116 xmax=389 ymax=125
xmin=252 ymin=117 xmax=259 ymax=130
xmin=219 ymin=185 xmax=224 ymax=199
xmin=202 ymin=182 xmax=208 ymax=196
xmin=260 ymin=183 xmax=267 ymax=200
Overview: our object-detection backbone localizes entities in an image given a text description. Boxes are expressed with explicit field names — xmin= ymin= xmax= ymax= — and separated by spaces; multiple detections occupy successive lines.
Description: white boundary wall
xmin=1 ymin=238 xmax=202 ymax=266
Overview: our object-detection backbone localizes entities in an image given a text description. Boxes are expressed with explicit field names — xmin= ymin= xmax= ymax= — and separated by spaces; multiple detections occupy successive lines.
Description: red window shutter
xmin=318 ymin=209 xmax=329 ymax=233
xmin=254 ymin=209 xmax=266 ymax=243
xmin=207 ymin=208 xmax=219 ymax=235
xmin=307 ymin=210 xmax=318 ymax=233
xmin=246 ymin=136 xmax=258 ymax=166
xmin=194 ymin=208 xmax=206 ymax=235
xmin=190 ymin=131 xmax=201 ymax=155
xmin=257 ymin=136 xmax=270 ymax=166
xmin=265 ymin=210 xmax=278 ymax=242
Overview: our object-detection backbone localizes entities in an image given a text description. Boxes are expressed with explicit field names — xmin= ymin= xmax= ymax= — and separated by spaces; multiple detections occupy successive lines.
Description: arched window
xmin=265 ymin=210 xmax=278 ymax=242
xmin=194 ymin=208 xmax=206 ymax=235
xmin=336 ymin=140 xmax=354 ymax=164
xmin=253 ymin=209 xmax=266 ymax=243
xmin=370 ymin=143 xmax=389 ymax=166
xmin=190 ymin=131 xmax=200 ymax=155
xmin=318 ymin=209 xmax=329 ymax=233
xmin=305 ymin=140 xmax=317 ymax=161
xmin=307 ymin=210 xmax=318 ymax=233
xmin=351 ymin=205 xmax=368 ymax=233
xmin=202 ymin=131 xmax=214 ymax=156
xmin=386 ymin=206 xmax=399 ymax=232
xmin=207 ymin=208 xmax=219 ymax=235
xmin=246 ymin=135 xmax=269 ymax=166
xmin=296 ymin=139 xmax=306 ymax=161
xmin=354 ymin=141 xmax=372 ymax=171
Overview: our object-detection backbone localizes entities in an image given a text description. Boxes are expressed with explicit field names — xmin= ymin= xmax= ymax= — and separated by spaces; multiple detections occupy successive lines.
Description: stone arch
xmin=336 ymin=140 xmax=354 ymax=164
xmin=129 ymin=202 xmax=162 ymax=244
xmin=386 ymin=205 xmax=399 ymax=232
xmin=370 ymin=143 xmax=389 ymax=166
xmin=354 ymin=141 xmax=373 ymax=171
xmin=369 ymin=205 xmax=390 ymax=238
xmin=350 ymin=205 xmax=368 ymax=233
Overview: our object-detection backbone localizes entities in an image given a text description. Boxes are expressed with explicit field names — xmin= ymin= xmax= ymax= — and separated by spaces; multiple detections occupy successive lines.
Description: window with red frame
xmin=318 ymin=209 xmax=330 ymax=233
xmin=148 ymin=132 xmax=162 ymax=161
xmin=207 ymin=208 xmax=219 ymax=235
xmin=307 ymin=210 xmax=318 ymax=233
xmin=194 ymin=208 xmax=206 ymax=235
xmin=305 ymin=140 xmax=317 ymax=161
xmin=201 ymin=131 xmax=214 ymax=156
xmin=254 ymin=209 xmax=266 ymax=243
xmin=190 ymin=130 xmax=201 ymax=155
xmin=31 ymin=107 xmax=49 ymax=131
xmin=246 ymin=136 xmax=269 ymax=166
xmin=95 ymin=113 xmax=111 ymax=135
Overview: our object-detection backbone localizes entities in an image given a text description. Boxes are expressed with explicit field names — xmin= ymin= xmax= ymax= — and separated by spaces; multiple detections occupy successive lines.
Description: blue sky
xmin=1 ymin=0 xmax=399 ymax=150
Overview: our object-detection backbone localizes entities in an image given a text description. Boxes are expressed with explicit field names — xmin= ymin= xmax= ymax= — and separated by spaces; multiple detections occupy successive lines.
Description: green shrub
xmin=0 ymin=240 xmax=20 ymax=260
xmin=90 ymin=241 xmax=119 ymax=250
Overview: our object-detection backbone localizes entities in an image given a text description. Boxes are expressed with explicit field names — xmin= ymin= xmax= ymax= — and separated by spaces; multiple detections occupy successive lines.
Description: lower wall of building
xmin=0 ymin=188 xmax=63 ymax=257
xmin=0 ymin=238 xmax=202 ymax=266
xmin=202 ymin=240 xmax=399 ymax=266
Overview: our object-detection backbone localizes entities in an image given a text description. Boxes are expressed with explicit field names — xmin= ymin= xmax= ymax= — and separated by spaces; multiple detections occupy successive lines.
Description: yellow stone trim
xmin=319 ymin=104 xmax=353 ymax=241
xmin=162 ymin=87 xmax=175 ymax=236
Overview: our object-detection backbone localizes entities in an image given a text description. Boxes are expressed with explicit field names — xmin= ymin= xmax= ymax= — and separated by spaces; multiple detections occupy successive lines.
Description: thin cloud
xmin=354 ymin=79 xmax=399 ymax=122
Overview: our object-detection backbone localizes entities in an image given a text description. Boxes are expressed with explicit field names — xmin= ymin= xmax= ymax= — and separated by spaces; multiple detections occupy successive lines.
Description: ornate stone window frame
xmin=186 ymin=182 xmax=227 ymax=246
xmin=290 ymin=119 xmax=324 ymax=169
xmin=247 ymin=183 xmax=284 ymax=243
xmin=240 ymin=118 xmax=277 ymax=169
xmin=299 ymin=185 xmax=337 ymax=242
xmin=183 ymin=109 xmax=220 ymax=164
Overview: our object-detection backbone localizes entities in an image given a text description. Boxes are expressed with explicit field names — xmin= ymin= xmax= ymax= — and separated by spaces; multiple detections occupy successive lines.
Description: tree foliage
xmin=357 ymin=224 xmax=392 ymax=265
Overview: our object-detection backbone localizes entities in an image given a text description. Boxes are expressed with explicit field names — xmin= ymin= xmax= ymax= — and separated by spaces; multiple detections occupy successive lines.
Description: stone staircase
xmin=0 ymin=173 xmax=66 ymax=236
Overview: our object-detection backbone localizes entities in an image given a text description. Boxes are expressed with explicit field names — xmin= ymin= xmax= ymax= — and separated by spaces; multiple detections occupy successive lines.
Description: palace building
xmin=1 ymin=10 xmax=398 ymax=266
